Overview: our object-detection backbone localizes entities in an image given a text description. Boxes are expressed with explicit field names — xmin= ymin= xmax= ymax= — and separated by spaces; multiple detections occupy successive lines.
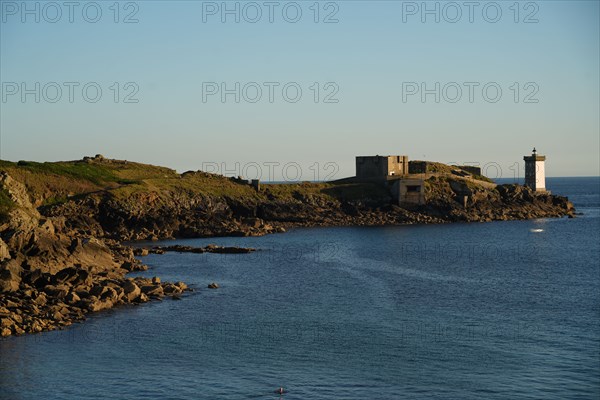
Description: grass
xmin=42 ymin=196 xmax=70 ymax=207
xmin=0 ymin=187 xmax=15 ymax=223
xmin=1 ymin=157 xmax=498 ymax=212
xmin=471 ymin=174 xmax=494 ymax=184
xmin=0 ymin=157 xmax=183 ymax=205
xmin=14 ymin=160 xmax=126 ymax=185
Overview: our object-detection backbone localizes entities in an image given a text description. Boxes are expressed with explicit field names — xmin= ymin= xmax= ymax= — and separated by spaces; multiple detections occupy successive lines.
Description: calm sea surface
xmin=1 ymin=177 xmax=599 ymax=399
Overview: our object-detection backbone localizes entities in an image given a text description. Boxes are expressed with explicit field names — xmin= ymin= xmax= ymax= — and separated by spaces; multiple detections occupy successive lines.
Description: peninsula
xmin=0 ymin=154 xmax=574 ymax=337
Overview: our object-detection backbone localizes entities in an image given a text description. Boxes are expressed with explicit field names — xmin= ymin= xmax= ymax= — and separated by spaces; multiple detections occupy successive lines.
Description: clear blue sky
xmin=1 ymin=0 xmax=598 ymax=180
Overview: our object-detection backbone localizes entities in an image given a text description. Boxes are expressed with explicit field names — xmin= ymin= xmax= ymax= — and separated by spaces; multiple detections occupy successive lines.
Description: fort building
xmin=344 ymin=155 xmax=425 ymax=206
xmin=356 ymin=155 xmax=409 ymax=180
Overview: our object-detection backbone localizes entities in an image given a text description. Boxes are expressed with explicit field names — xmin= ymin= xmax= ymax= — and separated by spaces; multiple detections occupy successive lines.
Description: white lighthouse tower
xmin=523 ymin=147 xmax=546 ymax=192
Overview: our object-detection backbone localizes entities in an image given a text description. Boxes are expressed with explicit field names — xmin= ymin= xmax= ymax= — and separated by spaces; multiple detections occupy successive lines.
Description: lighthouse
xmin=523 ymin=147 xmax=546 ymax=192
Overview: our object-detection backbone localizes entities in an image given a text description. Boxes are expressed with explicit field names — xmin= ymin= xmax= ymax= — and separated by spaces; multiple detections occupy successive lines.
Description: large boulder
xmin=83 ymin=296 xmax=114 ymax=312
xmin=163 ymin=284 xmax=182 ymax=296
xmin=43 ymin=284 xmax=70 ymax=299
xmin=122 ymin=280 xmax=141 ymax=302
xmin=0 ymin=259 xmax=22 ymax=293
xmin=0 ymin=239 xmax=10 ymax=261
xmin=65 ymin=291 xmax=81 ymax=304
xmin=141 ymin=284 xmax=164 ymax=297
xmin=52 ymin=267 xmax=79 ymax=285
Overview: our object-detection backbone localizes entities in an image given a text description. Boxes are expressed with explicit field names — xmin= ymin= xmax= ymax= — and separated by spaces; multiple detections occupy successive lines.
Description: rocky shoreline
xmin=0 ymin=173 xmax=193 ymax=337
xmin=0 ymin=269 xmax=188 ymax=337
xmin=0 ymin=158 xmax=576 ymax=338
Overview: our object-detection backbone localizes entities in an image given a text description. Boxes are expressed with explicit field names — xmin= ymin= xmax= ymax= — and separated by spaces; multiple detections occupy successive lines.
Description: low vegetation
xmin=0 ymin=187 xmax=14 ymax=222
xmin=0 ymin=156 xmax=397 ymax=207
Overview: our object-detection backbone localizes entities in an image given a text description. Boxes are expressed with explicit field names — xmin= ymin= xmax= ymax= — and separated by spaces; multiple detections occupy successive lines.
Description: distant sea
xmin=1 ymin=177 xmax=599 ymax=399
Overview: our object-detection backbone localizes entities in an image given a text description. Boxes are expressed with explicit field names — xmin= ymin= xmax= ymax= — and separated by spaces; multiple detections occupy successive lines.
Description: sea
xmin=1 ymin=177 xmax=599 ymax=399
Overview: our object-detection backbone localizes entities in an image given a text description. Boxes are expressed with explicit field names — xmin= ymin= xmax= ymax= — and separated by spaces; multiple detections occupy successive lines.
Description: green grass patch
xmin=42 ymin=195 xmax=69 ymax=207
xmin=14 ymin=161 xmax=120 ymax=185
xmin=471 ymin=174 xmax=494 ymax=184
xmin=0 ymin=187 xmax=15 ymax=223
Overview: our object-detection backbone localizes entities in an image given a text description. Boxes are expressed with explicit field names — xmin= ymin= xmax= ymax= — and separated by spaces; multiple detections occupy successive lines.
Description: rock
xmin=4 ymin=299 xmax=18 ymax=308
xmin=0 ymin=274 xmax=20 ymax=293
xmin=0 ymin=259 xmax=22 ymax=293
xmin=23 ymin=269 xmax=44 ymax=287
xmin=0 ymin=239 xmax=10 ymax=261
xmin=71 ymin=269 xmax=92 ymax=287
xmin=44 ymin=284 xmax=70 ymax=299
xmin=50 ymin=310 xmax=64 ymax=321
xmin=85 ymin=296 xmax=113 ymax=312
xmin=90 ymin=285 xmax=107 ymax=298
xmin=155 ymin=245 xmax=256 ymax=254
xmin=30 ymin=320 xmax=43 ymax=333
xmin=122 ymin=281 xmax=141 ymax=302
xmin=99 ymin=287 xmax=118 ymax=302
xmin=121 ymin=261 xmax=148 ymax=272
xmin=141 ymin=285 xmax=164 ymax=297
xmin=53 ymin=267 xmax=79 ymax=285
xmin=32 ymin=292 xmax=47 ymax=306
xmin=65 ymin=292 xmax=81 ymax=304
xmin=11 ymin=314 xmax=23 ymax=324
xmin=1 ymin=327 xmax=11 ymax=337
xmin=162 ymin=284 xmax=181 ymax=296
xmin=133 ymin=248 xmax=149 ymax=256
xmin=1 ymin=317 xmax=15 ymax=329
xmin=208 ymin=282 xmax=219 ymax=289
xmin=151 ymin=276 xmax=161 ymax=284
xmin=175 ymin=281 xmax=188 ymax=291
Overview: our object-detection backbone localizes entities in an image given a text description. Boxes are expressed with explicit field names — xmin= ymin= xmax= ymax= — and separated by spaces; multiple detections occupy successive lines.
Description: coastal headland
xmin=0 ymin=155 xmax=575 ymax=337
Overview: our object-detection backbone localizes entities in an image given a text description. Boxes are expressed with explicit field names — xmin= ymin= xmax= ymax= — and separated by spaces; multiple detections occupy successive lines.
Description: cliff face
xmin=0 ymin=170 xmax=188 ymax=337
xmin=0 ymin=157 xmax=574 ymax=337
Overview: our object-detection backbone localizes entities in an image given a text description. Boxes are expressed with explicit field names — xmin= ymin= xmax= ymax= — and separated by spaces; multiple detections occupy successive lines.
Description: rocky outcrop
xmin=145 ymin=244 xmax=256 ymax=255
xmin=0 ymin=270 xmax=189 ymax=337
xmin=0 ymin=259 xmax=22 ymax=293
xmin=0 ymin=172 xmax=190 ymax=338
xmin=424 ymin=178 xmax=574 ymax=222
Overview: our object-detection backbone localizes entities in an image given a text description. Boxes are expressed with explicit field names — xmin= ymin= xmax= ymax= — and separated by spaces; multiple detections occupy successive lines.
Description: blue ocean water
xmin=1 ymin=177 xmax=599 ymax=399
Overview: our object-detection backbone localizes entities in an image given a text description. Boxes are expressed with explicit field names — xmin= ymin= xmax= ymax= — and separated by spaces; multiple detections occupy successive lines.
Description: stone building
xmin=391 ymin=178 xmax=426 ymax=206
xmin=350 ymin=155 xmax=424 ymax=206
xmin=356 ymin=155 xmax=409 ymax=179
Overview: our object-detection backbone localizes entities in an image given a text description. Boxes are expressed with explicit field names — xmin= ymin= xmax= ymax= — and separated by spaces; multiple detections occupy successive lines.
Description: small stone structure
xmin=231 ymin=176 xmax=261 ymax=191
xmin=524 ymin=148 xmax=546 ymax=192
xmin=391 ymin=178 xmax=425 ymax=206
xmin=356 ymin=155 xmax=409 ymax=179
xmin=331 ymin=155 xmax=425 ymax=206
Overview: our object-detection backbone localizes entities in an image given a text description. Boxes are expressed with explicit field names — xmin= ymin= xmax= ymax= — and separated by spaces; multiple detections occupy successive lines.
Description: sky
xmin=0 ymin=0 xmax=599 ymax=181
